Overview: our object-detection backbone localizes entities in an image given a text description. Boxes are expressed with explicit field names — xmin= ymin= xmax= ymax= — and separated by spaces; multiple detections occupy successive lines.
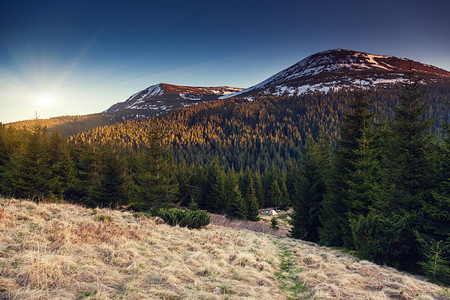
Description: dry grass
xmin=0 ymin=198 xmax=447 ymax=300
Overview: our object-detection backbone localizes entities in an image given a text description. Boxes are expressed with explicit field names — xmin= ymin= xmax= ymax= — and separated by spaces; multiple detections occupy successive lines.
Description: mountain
xmin=104 ymin=83 xmax=243 ymax=117
xmin=221 ymin=49 xmax=450 ymax=99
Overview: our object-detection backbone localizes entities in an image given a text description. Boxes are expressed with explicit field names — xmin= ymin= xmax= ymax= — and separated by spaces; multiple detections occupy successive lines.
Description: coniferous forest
xmin=0 ymin=79 xmax=449 ymax=284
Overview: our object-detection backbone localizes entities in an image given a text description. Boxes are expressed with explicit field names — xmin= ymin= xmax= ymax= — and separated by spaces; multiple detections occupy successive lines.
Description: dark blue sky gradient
xmin=1 ymin=0 xmax=449 ymax=122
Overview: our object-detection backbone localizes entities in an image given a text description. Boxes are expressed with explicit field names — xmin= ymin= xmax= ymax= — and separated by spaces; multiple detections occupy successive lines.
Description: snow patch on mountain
xmin=221 ymin=49 xmax=450 ymax=99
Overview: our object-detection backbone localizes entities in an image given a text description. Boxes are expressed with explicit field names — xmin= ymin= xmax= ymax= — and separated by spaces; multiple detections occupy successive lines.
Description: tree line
xmin=0 ymin=122 xmax=294 ymax=221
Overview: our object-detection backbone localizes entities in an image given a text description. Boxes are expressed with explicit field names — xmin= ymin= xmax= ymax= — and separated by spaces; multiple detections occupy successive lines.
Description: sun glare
xmin=36 ymin=95 xmax=55 ymax=107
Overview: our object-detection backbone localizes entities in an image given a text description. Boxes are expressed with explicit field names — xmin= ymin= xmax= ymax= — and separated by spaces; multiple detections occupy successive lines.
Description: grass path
xmin=274 ymin=240 xmax=310 ymax=299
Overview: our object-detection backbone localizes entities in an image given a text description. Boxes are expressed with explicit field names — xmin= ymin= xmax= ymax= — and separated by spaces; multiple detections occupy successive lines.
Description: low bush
xmin=145 ymin=208 xmax=210 ymax=229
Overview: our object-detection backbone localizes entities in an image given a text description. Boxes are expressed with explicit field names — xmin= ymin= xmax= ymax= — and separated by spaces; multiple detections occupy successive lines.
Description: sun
xmin=36 ymin=95 xmax=55 ymax=107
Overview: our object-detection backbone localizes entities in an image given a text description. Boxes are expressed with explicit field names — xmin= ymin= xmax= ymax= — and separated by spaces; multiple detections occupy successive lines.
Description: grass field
xmin=0 ymin=198 xmax=447 ymax=299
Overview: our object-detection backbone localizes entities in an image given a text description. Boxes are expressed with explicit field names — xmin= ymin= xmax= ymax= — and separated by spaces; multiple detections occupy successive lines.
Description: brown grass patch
xmin=0 ymin=198 xmax=447 ymax=299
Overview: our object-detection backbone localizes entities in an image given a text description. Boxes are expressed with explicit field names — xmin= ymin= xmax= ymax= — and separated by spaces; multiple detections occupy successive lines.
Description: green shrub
xmin=157 ymin=208 xmax=210 ymax=229
xmin=418 ymin=240 xmax=450 ymax=285
xmin=271 ymin=218 xmax=279 ymax=230
xmin=96 ymin=215 xmax=112 ymax=222
xmin=350 ymin=213 xmax=421 ymax=272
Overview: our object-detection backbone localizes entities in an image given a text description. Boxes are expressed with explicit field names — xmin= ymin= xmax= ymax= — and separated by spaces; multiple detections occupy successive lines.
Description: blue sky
xmin=1 ymin=0 xmax=449 ymax=123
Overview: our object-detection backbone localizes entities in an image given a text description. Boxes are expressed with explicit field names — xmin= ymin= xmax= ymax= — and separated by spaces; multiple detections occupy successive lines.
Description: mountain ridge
xmin=104 ymin=83 xmax=243 ymax=116
xmin=221 ymin=49 xmax=450 ymax=99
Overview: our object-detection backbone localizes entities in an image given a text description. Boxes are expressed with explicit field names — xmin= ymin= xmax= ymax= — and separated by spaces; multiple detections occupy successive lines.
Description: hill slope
xmin=222 ymin=49 xmax=450 ymax=98
xmin=0 ymin=198 xmax=447 ymax=299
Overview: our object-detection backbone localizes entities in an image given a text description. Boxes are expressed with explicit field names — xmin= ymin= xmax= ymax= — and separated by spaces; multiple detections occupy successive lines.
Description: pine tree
xmin=132 ymin=128 xmax=178 ymax=210
xmin=225 ymin=170 xmax=246 ymax=219
xmin=3 ymin=123 xmax=52 ymax=200
xmin=417 ymin=121 xmax=450 ymax=283
xmin=201 ymin=157 xmax=225 ymax=213
xmin=90 ymin=148 xmax=130 ymax=208
xmin=279 ymin=180 xmax=290 ymax=210
xmin=65 ymin=144 xmax=99 ymax=203
xmin=291 ymin=137 xmax=330 ymax=243
xmin=267 ymin=179 xmax=282 ymax=209
xmin=386 ymin=74 xmax=434 ymax=212
xmin=254 ymin=172 xmax=265 ymax=208
xmin=241 ymin=167 xmax=260 ymax=221
xmin=320 ymin=90 xmax=374 ymax=247
xmin=47 ymin=130 xmax=75 ymax=199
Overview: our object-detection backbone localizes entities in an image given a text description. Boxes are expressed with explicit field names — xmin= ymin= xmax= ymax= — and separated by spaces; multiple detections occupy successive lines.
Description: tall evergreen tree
xmin=132 ymin=128 xmax=178 ymax=210
xmin=267 ymin=179 xmax=282 ymax=209
xmin=65 ymin=144 xmax=99 ymax=203
xmin=254 ymin=172 xmax=265 ymax=208
xmin=241 ymin=167 xmax=260 ymax=221
xmin=386 ymin=74 xmax=434 ymax=212
xmin=279 ymin=180 xmax=290 ymax=210
xmin=320 ymin=90 xmax=374 ymax=247
xmin=291 ymin=137 xmax=331 ymax=243
xmin=3 ymin=124 xmax=52 ymax=199
xmin=90 ymin=148 xmax=130 ymax=208
xmin=47 ymin=130 xmax=75 ymax=199
xmin=225 ymin=170 xmax=246 ymax=219
xmin=201 ymin=157 xmax=225 ymax=213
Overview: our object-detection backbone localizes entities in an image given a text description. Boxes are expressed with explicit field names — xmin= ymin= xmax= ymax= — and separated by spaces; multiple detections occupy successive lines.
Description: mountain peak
xmin=104 ymin=83 xmax=244 ymax=116
xmin=222 ymin=49 xmax=450 ymax=99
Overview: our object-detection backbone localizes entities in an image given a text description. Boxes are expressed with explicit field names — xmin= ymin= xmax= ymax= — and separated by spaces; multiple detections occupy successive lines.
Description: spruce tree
xmin=65 ymin=144 xmax=99 ymax=203
xmin=291 ymin=137 xmax=330 ymax=243
xmin=90 ymin=148 xmax=130 ymax=208
xmin=320 ymin=90 xmax=374 ymax=247
xmin=201 ymin=157 xmax=225 ymax=213
xmin=132 ymin=128 xmax=178 ymax=210
xmin=254 ymin=172 xmax=265 ymax=208
xmin=267 ymin=179 xmax=282 ymax=209
xmin=225 ymin=170 xmax=246 ymax=219
xmin=241 ymin=167 xmax=260 ymax=221
xmin=3 ymin=124 xmax=52 ymax=200
xmin=279 ymin=180 xmax=290 ymax=210
xmin=417 ymin=121 xmax=450 ymax=283
xmin=47 ymin=130 xmax=75 ymax=199
xmin=386 ymin=74 xmax=434 ymax=212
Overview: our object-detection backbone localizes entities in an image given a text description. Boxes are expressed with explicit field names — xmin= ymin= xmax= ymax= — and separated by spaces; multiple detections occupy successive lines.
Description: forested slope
xmin=71 ymin=82 xmax=450 ymax=172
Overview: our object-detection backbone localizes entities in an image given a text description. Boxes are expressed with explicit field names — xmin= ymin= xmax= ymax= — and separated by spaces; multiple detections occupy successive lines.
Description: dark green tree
xmin=132 ymin=128 xmax=178 ymax=210
xmin=241 ymin=167 xmax=260 ymax=221
xmin=279 ymin=180 xmax=290 ymax=210
xmin=47 ymin=130 xmax=75 ymax=199
xmin=225 ymin=170 xmax=246 ymax=219
xmin=291 ymin=137 xmax=331 ymax=243
xmin=201 ymin=157 xmax=225 ymax=213
xmin=2 ymin=124 xmax=52 ymax=200
xmin=267 ymin=179 xmax=282 ymax=209
xmin=65 ymin=144 xmax=99 ymax=203
xmin=385 ymin=75 xmax=435 ymax=212
xmin=90 ymin=148 xmax=130 ymax=208
xmin=320 ymin=90 xmax=375 ymax=247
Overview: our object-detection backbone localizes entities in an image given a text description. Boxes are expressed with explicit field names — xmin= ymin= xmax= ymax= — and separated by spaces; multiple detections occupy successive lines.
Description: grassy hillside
xmin=0 ymin=198 xmax=448 ymax=299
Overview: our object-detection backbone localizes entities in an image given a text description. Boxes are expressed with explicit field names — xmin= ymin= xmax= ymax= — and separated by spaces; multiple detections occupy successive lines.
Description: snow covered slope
xmin=221 ymin=49 xmax=450 ymax=99
xmin=105 ymin=83 xmax=243 ymax=117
